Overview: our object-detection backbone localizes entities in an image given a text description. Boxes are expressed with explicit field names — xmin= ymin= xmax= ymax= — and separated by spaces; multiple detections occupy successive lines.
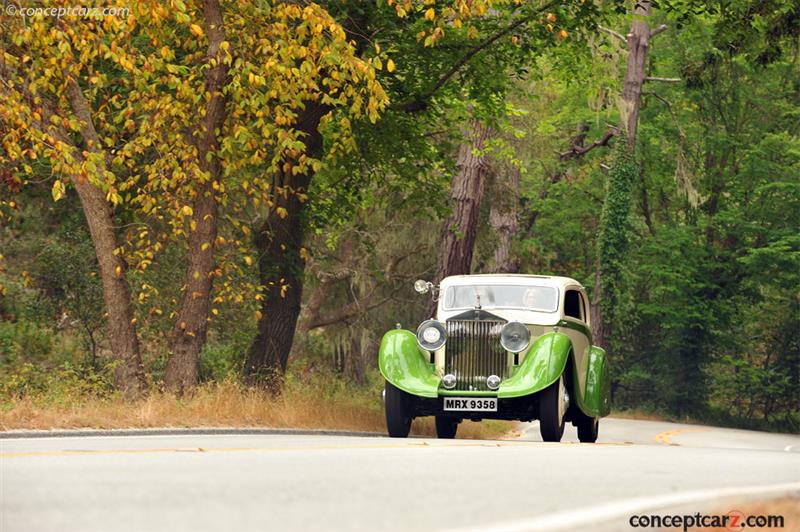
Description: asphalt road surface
xmin=2 ymin=418 xmax=799 ymax=532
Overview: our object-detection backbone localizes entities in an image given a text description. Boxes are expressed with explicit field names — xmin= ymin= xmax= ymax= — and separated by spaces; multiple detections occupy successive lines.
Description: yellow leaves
xmin=189 ymin=23 xmax=204 ymax=38
xmin=160 ymin=46 xmax=169 ymax=59
xmin=115 ymin=265 xmax=122 ymax=277
xmin=181 ymin=205 xmax=193 ymax=216
xmin=386 ymin=59 xmax=395 ymax=72
xmin=244 ymin=256 xmax=254 ymax=266
xmin=276 ymin=207 xmax=288 ymax=219
xmin=211 ymin=308 xmax=219 ymax=316
xmin=255 ymin=310 xmax=263 ymax=320
xmin=424 ymin=8 xmax=435 ymax=21
xmin=559 ymin=29 xmax=568 ymax=40
xmin=201 ymin=242 xmax=211 ymax=251
xmin=193 ymin=270 xmax=200 ymax=280
xmin=546 ymin=13 xmax=557 ymax=23
xmin=51 ymin=180 xmax=65 ymax=201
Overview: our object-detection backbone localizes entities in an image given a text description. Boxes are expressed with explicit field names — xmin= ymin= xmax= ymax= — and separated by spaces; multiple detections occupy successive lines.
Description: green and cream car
xmin=379 ymin=274 xmax=610 ymax=442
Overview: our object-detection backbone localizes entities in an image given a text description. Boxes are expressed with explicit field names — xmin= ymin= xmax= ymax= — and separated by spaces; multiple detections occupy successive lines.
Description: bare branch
xmin=598 ymin=25 xmax=628 ymax=45
xmin=645 ymin=76 xmax=681 ymax=83
xmin=559 ymin=128 xmax=618 ymax=160
xmin=650 ymin=24 xmax=668 ymax=37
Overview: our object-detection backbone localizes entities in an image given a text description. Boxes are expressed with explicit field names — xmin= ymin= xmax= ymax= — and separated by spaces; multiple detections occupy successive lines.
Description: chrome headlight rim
xmin=416 ymin=319 xmax=447 ymax=351
xmin=500 ymin=321 xmax=531 ymax=353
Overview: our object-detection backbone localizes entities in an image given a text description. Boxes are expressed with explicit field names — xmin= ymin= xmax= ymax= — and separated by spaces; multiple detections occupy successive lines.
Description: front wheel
xmin=577 ymin=416 xmax=599 ymax=443
xmin=384 ymin=381 xmax=412 ymax=438
xmin=539 ymin=374 xmax=567 ymax=442
xmin=435 ymin=416 xmax=459 ymax=439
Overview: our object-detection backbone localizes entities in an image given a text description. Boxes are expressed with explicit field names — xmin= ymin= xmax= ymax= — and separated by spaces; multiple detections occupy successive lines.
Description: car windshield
xmin=443 ymin=284 xmax=558 ymax=312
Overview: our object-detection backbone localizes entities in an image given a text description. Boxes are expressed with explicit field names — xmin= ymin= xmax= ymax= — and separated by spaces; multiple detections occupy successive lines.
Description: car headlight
xmin=500 ymin=321 xmax=530 ymax=353
xmin=416 ymin=320 xmax=446 ymax=351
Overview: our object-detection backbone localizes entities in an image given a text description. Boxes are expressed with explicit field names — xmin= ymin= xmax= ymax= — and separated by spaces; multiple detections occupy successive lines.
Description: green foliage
xmin=596 ymin=142 xmax=638 ymax=327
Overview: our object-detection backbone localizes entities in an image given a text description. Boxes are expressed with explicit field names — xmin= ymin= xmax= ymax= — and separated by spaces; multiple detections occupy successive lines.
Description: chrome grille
xmin=445 ymin=319 xmax=509 ymax=391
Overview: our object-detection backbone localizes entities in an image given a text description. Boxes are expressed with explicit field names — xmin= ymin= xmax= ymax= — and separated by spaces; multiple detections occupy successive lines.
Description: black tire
xmin=435 ymin=416 xmax=459 ymax=439
xmin=384 ymin=381 xmax=412 ymax=438
xmin=539 ymin=374 xmax=566 ymax=442
xmin=577 ymin=416 xmax=599 ymax=443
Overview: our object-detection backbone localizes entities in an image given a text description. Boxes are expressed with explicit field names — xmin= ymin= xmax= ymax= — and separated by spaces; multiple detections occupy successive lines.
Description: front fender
xmin=579 ymin=346 xmax=611 ymax=417
xmin=378 ymin=329 xmax=440 ymax=398
xmin=498 ymin=332 xmax=572 ymax=399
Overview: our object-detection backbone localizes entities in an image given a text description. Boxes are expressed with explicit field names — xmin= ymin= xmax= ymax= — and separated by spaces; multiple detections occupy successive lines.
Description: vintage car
xmin=379 ymin=274 xmax=610 ymax=442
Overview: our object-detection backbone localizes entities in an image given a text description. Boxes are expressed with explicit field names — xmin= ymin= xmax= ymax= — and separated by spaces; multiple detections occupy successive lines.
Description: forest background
xmin=1 ymin=0 xmax=797 ymax=434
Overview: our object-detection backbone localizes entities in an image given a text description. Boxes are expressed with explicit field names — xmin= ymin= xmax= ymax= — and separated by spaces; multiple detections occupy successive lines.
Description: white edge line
xmin=444 ymin=481 xmax=800 ymax=532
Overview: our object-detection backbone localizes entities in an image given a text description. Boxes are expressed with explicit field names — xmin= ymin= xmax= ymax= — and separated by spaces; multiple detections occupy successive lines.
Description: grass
xmin=0 ymin=375 xmax=515 ymax=440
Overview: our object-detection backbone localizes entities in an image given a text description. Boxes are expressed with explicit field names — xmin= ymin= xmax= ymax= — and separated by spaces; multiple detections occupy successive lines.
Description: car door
xmin=560 ymin=287 xmax=592 ymax=400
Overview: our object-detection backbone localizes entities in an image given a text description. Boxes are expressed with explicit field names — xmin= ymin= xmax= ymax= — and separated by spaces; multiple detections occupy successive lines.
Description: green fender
xmin=580 ymin=346 xmax=611 ymax=417
xmin=498 ymin=332 xmax=572 ymax=399
xmin=378 ymin=329 xmax=440 ymax=398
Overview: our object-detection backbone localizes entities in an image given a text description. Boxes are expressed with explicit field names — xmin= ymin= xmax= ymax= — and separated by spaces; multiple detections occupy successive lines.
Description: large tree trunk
xmin=591 ymin=1 xmax=652 ymax=350
xmin=620 ymin=1 xmax=651 ymax=151
xmin=244 ymin=102 xmax=328 ymax=391
xmin=423 ymin=120 xmax=492 ymax=318
xmin=65 ymin=80 xmax=146 ymax=398
xmin=165 ymin=0 xmax=229 ymax=393
xmin=488 ymin=162 xmax=520 ymax=273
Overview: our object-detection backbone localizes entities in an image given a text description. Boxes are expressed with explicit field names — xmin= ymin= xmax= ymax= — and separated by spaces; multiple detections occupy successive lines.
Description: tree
xmin=1 ymin=8 xmax=149 ymax=396
xmin=423 ymin=120 xmax=492 ymax=318
xmin=590 ymin=0 xmax=672 ymax=350
xmin=164 ymin=0 xmax=230 ymax=393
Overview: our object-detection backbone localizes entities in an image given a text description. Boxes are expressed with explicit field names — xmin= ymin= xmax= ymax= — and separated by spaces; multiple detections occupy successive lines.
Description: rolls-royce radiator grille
xmin=445 ymin=319 xmax=509 ymax=391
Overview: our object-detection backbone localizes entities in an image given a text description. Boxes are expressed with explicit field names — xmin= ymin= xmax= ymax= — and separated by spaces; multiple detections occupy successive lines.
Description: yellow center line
xmin=654 ymin=428 xmax=710 ymax=445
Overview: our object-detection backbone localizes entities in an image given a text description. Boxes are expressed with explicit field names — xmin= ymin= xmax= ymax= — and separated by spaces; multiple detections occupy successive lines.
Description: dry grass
xmin=0 ymin=378 xmax=514 ymax=439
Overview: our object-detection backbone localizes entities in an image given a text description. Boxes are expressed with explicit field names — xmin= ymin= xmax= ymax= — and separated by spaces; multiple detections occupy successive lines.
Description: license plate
xmin=443 ymin=397 xmax=497 ymax=412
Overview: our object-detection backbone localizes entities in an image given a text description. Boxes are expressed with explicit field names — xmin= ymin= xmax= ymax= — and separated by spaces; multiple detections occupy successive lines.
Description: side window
xmin=564 ymin=290 xmax=582 ymax=320
xmin=580 ymin=293 xmax=589 ymax=324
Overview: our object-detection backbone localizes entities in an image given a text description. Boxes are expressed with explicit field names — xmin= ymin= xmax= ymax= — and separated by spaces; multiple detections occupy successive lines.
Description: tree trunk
xmin=165 ymin=0 xmax=229 ymax=393
xmin=423 ymin=120 xmax=492 ymax=318
xmin=621 ymin=1 xmax=651 ymax=150
xmin=244 ymin=102 xmax=329 ymax=391
xmin=592 ymin=1 xmax=652 ymax=351
xmin=65 ymin=80 xmax=146 ymax=398
xmin=343 ymin=329 xmax=367 ymax=386
xmin=488 ymin=162 xmax=520 ymax=273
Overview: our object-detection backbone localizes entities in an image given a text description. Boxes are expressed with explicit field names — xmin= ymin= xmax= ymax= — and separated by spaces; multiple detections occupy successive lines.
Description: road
xmin=2 ymin=418 xmax=799 ymax=532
